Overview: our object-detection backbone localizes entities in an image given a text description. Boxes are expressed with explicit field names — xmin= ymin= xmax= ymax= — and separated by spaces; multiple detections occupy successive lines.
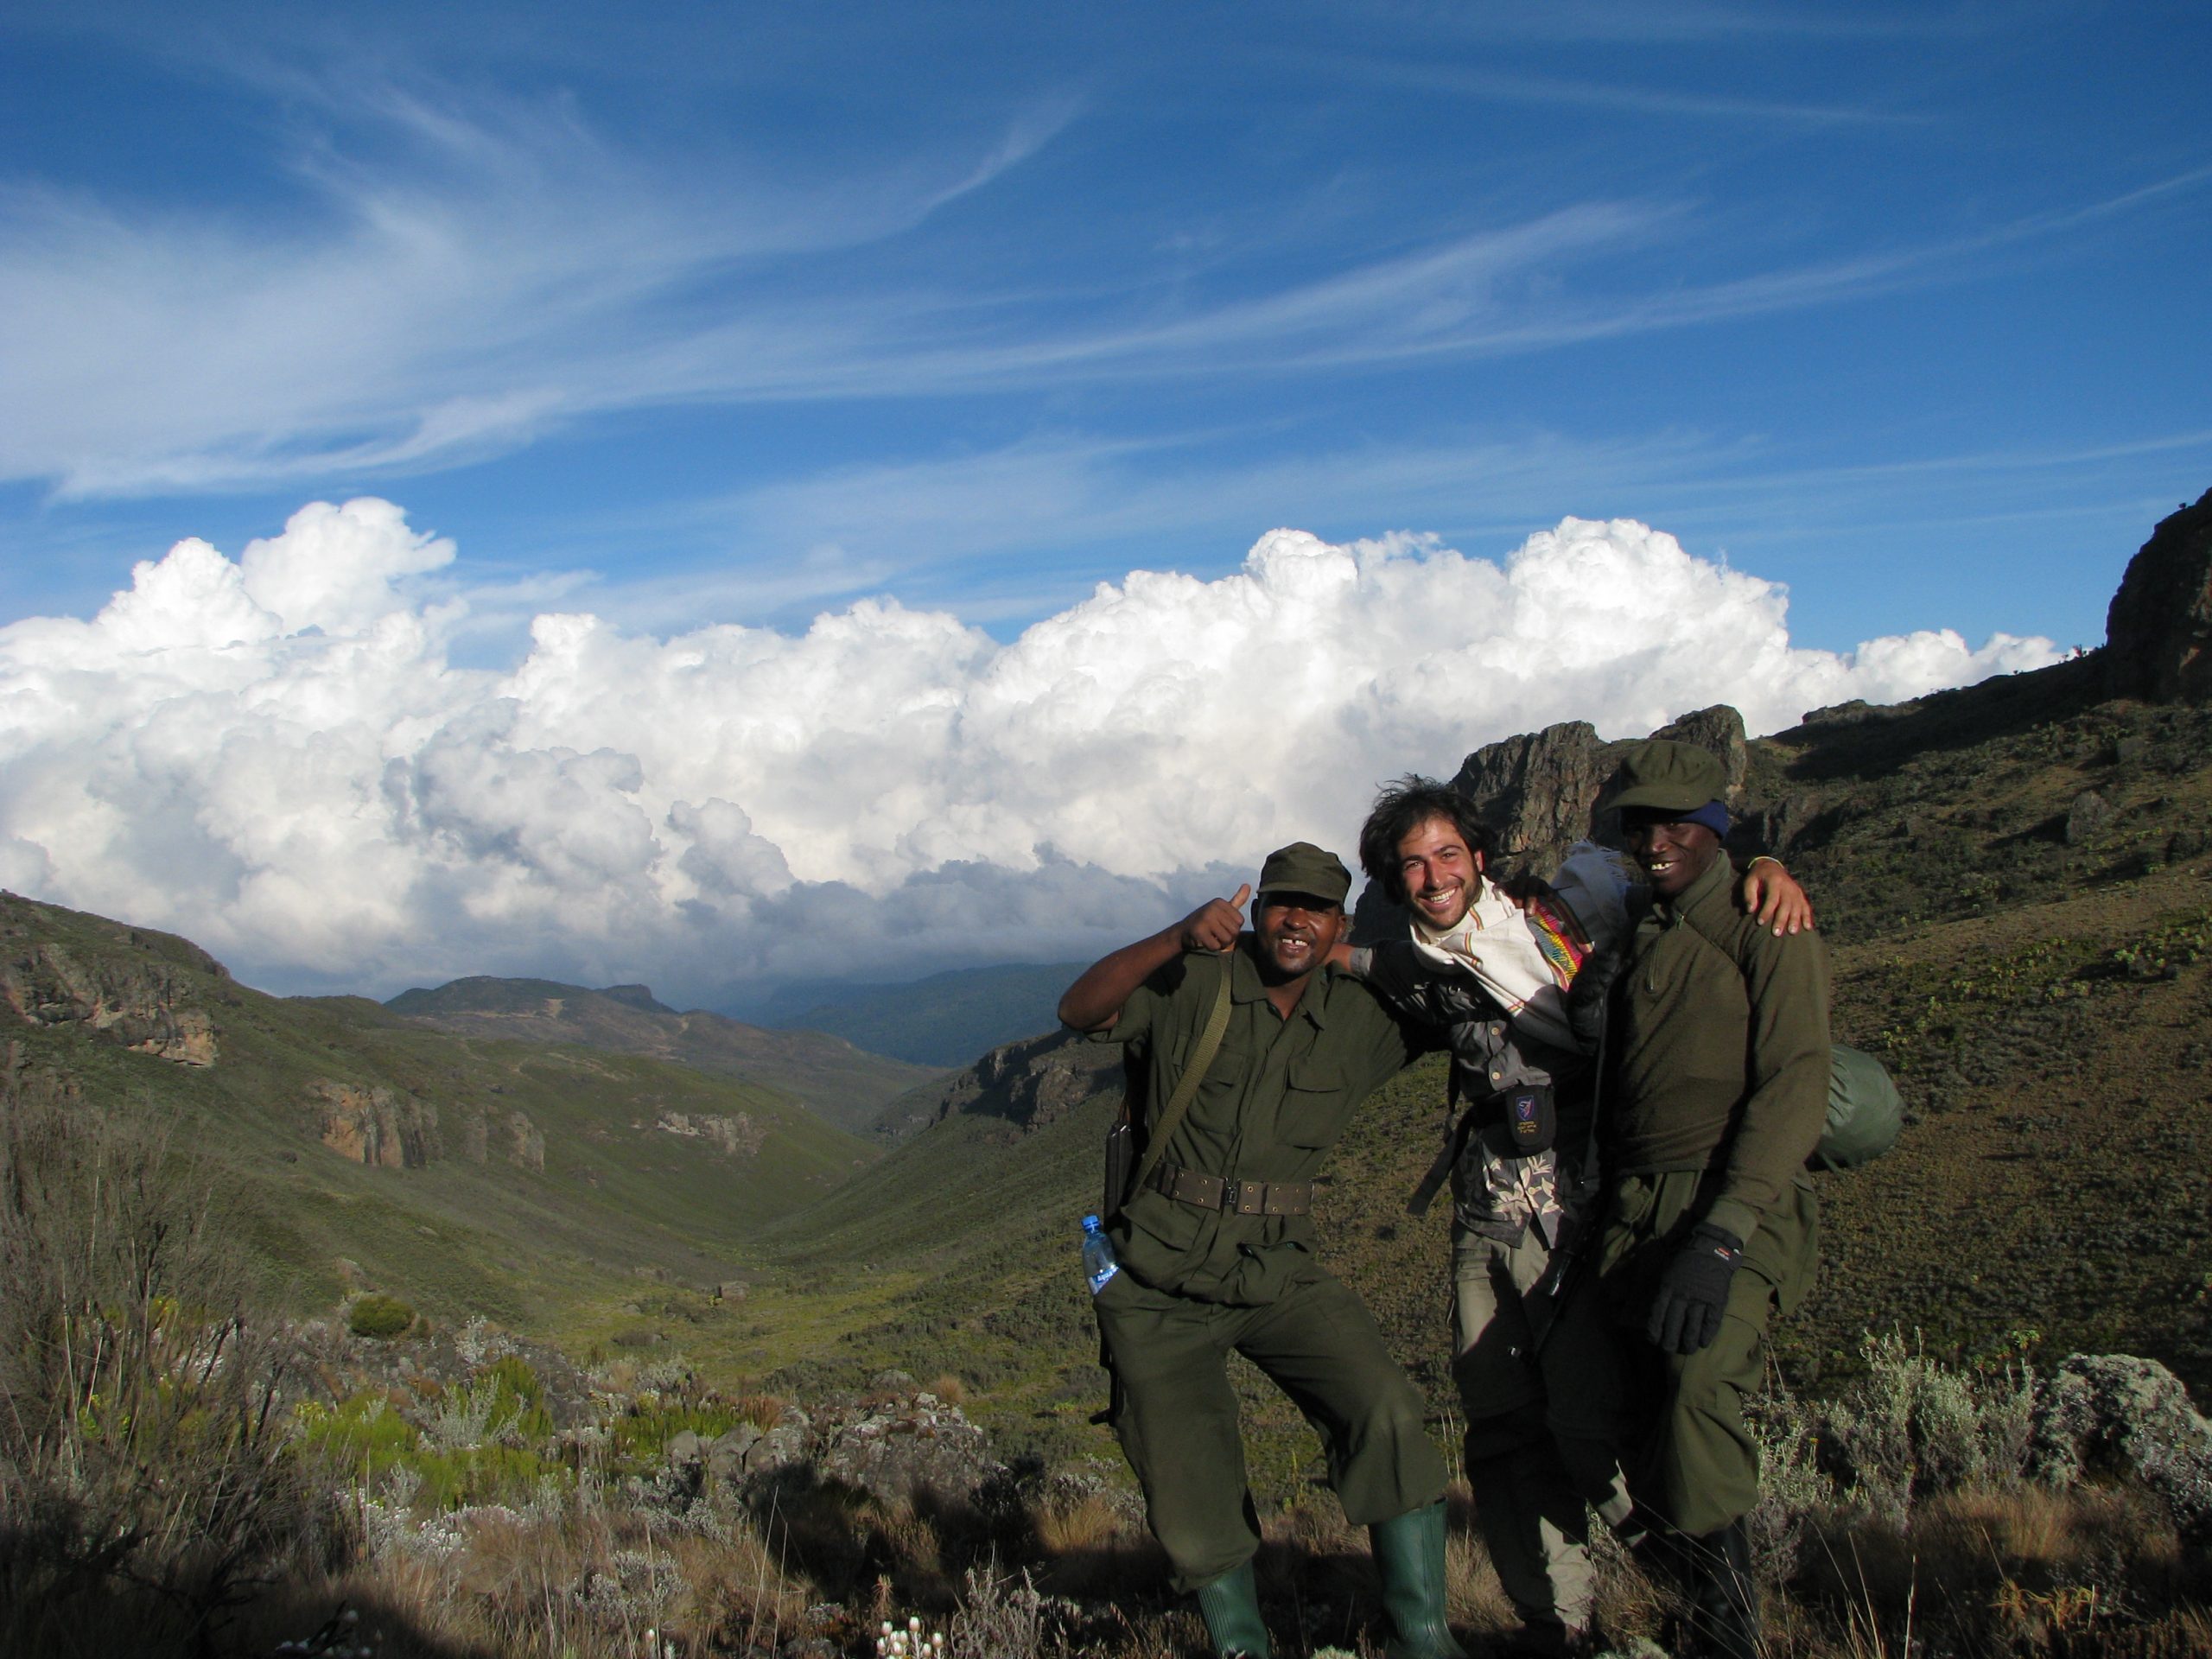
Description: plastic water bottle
xmin=1081 ymin=1213 xmax=1119 ymax=1294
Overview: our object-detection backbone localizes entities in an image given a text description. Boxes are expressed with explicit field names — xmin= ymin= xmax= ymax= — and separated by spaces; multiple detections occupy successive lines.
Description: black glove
xmin=1647 ymin=1223 xmax=1744 ymax=1355
xmin=1564 ymin=937 xmax=1629 ymax=1052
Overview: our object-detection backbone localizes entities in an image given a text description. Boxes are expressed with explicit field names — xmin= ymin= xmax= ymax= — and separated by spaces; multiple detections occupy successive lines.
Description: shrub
xmin=0 ymin=1077 xmax=329 ymax=1653
xmin=1821 ymin=1330 xmax=2035 ymax=1524
xmin=293 ymin=1393 xmax=423 ymax=1484
xmin=349 ymin=1293 xmax=416 ymax=1339
xmin=1746 ymin=1383 xmax=1836 ymax=1582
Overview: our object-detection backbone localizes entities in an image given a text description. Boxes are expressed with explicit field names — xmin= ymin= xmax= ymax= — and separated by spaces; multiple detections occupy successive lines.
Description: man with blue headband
xmin=1592 ymin=739 xmax=1830 ymax=1659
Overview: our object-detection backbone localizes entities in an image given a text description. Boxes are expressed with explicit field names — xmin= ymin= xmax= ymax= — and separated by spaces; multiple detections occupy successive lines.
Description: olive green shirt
xmin=1091 ymin=938 xmax=1418 ymax=1304
xmin=1606 ymin=853 xmax=1831 ymax=1246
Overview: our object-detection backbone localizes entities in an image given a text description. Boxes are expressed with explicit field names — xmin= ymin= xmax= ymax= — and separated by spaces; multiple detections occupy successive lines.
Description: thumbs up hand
xmin=1179 ymin=883 xmax=1250 ymax=953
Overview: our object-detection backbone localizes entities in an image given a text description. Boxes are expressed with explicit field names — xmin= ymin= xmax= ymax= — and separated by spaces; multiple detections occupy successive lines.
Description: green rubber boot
xmin=1194 ymin=1558 xmax=1270 ymax=1658
xmin=1370 ymin=1500 xmax=1468 ymax=1659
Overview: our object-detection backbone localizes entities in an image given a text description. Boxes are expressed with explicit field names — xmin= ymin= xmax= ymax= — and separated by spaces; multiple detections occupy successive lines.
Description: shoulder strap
xmin=1130 ymin=951 xmax=1236 ymax=1195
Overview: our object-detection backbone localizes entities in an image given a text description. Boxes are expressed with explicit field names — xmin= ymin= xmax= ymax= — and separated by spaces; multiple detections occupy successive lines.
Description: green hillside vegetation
xmin=385 ymin=973 xmax=944 ymax=1135
xmin=0 ymin=893 xmax=878 ymax=1332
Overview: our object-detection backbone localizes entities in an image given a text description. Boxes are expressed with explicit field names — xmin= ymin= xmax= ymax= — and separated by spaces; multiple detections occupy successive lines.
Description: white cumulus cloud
xmin=0 ymin=499 xmax=2057 ymax=1002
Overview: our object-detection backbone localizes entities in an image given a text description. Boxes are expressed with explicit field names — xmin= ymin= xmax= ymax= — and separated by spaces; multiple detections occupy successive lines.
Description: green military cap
xmin=1604 ymin=739 xmax=1728 ymax=814
xmin=1255 ymin=841 xmax=1351 ymax=906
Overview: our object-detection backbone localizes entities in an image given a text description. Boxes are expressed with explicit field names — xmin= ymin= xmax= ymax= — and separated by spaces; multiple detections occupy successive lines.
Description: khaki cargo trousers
xmin=1452 ymin=1224 xmax=1631 ymax=1638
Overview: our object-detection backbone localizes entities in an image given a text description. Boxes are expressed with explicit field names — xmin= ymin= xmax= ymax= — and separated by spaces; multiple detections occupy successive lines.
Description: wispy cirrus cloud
xmin=1338 ymin=60 xmax=1932 ymax=126
xmin=3 ymin=39 xmax=2202 ymax=510
xmin=0 ymin=73 xmax=1077 ymax=499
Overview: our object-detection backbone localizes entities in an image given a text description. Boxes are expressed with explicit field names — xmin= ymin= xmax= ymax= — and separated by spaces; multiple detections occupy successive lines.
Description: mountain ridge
xmin=385 ymin=974 xmax=943 ymax=1135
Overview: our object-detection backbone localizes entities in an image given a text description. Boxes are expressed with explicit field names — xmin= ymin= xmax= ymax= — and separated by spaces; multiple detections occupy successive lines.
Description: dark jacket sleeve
xmin=1706 ymin=917 xmax=1831 ymax=1244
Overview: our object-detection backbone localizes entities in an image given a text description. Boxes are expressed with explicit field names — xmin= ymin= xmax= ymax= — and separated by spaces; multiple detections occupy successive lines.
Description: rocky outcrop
xmin=500 ymin=1109 xmax=545 ymax=1171
xmin=2030 ymin=1353 xmax=2212 ymax=1484
xmin=3 ymin=1039 xmax=81 ymax=1109
xmin=2064 ymin=789 xmax=2113 ymax=846
xmin=312 ymin=1082 xmax=439 ymax=1168
xmin=1444 ymin=719 xmax=1617 ymax=863
xmin=880 ymin=1028 xmax=1120 ymax=1138
xmin=599 ymin=983 xmax=675 ymax=1014
xmin=451 ymin=1103 xmax=546 ymax=1170
xmin=1451 ymin=704 xmax=1745 ymax=866
xmin=654 ymin=1109 xmax=766 ymax=1156
xmin=814 ymin=1389 xmax=998 ymax=1503
xmin=2106 ymin=487 xmax=2212 ymax=702
xmin=664 ymin=1382 xmax=1000 ymax=1507
xmin=2030 ymin=1353 xmax=2212 ymax=1539
xmin=0 ymin=932 xmax=219 ymax=1065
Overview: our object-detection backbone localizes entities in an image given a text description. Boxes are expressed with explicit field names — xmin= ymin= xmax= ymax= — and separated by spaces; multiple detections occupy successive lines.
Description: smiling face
xmin=1253 ymin=889 xmax=1346 ymax=981
xmin=1395 ymin=813 xmax=1484 ymax=931
xmin=1620 ymin=809 xmax=1722 ymax=899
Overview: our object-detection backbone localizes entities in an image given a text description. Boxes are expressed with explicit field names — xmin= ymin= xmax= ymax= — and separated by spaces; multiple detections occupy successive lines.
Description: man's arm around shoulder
xmin=1058 ymin=884 xmax=1250 ymax=1033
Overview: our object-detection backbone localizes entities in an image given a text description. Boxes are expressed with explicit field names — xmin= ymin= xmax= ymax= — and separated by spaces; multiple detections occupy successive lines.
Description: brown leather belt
xmin=1145 ymin=1160 xmax=1312 ymax=1217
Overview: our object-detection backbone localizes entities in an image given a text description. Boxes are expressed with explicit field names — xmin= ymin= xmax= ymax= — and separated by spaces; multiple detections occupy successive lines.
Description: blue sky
xmin=0 ymin=2 xmax=2207 ymax=998
xmin=3 ymin=0 xmax=2205 ymax=656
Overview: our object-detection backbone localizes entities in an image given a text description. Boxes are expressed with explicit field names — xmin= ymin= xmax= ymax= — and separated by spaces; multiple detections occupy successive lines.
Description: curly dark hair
xmin=1357 ymin=775 xmax=1497 ymax=905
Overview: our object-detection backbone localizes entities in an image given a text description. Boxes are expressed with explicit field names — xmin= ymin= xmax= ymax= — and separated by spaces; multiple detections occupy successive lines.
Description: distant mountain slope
xmin=0 ymin=893 xmax=877 ymax=1328
xmin=752 ymin=961 xmax=1085 ymax=1065
xmin=386 ymin=976 xmax=942 ymax=1135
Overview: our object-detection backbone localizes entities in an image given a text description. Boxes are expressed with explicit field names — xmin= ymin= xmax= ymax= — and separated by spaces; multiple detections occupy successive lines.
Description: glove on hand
xmin=1564 ymin=938 xmax=1629 ymax=1052
xmin=1647 ymin=1223 xmax=1745 ymax=1355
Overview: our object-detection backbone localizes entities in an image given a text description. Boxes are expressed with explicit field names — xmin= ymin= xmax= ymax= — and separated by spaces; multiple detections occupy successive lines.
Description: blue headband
xmin=1681 ymin=799 xmax=1732 ymax=836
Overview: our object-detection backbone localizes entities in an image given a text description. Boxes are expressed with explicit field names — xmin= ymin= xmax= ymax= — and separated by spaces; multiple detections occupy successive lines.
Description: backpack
xmin=1816 ymin=1042 xmax=1903 ymax=1171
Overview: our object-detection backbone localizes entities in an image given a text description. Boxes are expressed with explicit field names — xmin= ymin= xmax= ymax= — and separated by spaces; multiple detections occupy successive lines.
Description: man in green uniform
xmin=1058 ymin=842 xmax=1461 ymax=1659
xmin=1590 ymin=741 xmax=1830 ymax=1659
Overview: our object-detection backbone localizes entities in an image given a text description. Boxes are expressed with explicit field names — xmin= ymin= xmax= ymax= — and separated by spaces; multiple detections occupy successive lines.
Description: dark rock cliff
xmin=875 ymin=1027 xmax=1118 ymax=1139
xmin=0 ymin=893 xmax=222 ymax=1065
xmin=2107 ymin=488 xmax=2212 ymax=703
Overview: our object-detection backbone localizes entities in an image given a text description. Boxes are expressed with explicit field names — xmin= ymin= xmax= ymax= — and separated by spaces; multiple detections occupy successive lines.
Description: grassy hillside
xmin=385 ymin=973 xmax=944 ymax=1135
xmin=1 ymin=893 xmax=877 ymax=1331
xmin=1745 ymin=658 xmax=2212 ymax=1394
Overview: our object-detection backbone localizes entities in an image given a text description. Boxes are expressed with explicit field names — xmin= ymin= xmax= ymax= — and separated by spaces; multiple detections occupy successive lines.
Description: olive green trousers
xmin=1095 ymin=1264 xmax=1449 ymax=1592
xmin=1596 ymin=1169 xmax=1819 ymax=1537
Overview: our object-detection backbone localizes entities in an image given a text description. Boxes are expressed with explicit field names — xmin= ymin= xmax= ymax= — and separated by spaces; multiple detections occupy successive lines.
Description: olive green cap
xmin=1604 ymin=740 xmax=1728 ymax=814
xmin=1255 ymin=841 xmax=1351 ymax=906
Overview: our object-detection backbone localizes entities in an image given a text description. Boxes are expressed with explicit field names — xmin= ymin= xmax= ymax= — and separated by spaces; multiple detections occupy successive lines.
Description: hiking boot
xmin=1193 ymin=1558 xmax=1270 ymax=1658
xmin=1679 ymin=1518 xmax=1758 ymax=1659
xmin=1369 ymin=1500 xmax=1468 ymax=1659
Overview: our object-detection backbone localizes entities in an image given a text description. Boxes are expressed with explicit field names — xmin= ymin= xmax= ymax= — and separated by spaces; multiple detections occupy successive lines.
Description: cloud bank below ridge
xmin=0 ymin=499 xmax=2056 ymax=1002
